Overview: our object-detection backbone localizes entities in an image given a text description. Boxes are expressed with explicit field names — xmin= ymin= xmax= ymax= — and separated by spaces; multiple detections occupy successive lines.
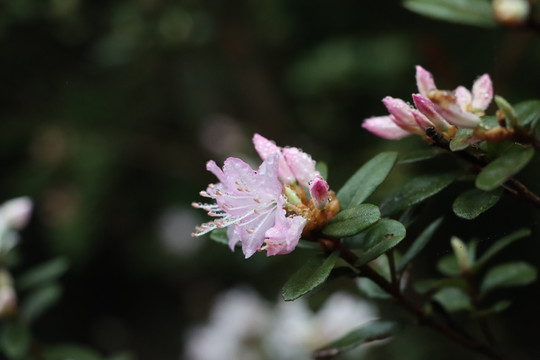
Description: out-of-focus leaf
xmin=472 ymin=300 xmax=511 ymax=317
xmin=514 ymin=100 xmax=540 ymax=127
xmin=297 ymin=240 xmax=322 ymax=251
xmin=480 ymin=262 xmax=537 ymax=295
xmin=452 ymin=188 xmax=502 ymax=219
xmin=357 ymin=278 xmax=392 ymax=299
xmin=355 ymin=220 xmax=406 ymax=267
xmin=0 ymin=319 xmax=30 ymax=359
xmin=397 ymin=217 xmax=443 ymax=272
xmin=495 ymin=95 xmax=519 ymax=128
xmin=282 ymin=251 xmax=339 ymax=301
xmin=323 ymin=204 xmax=380 ymax=238
xmin=209 ymin=228 xmax=229 ymax=246
xmin=433 ymin=287 xmax=472 ymax=312
xmin=316 ymin=161 xmax=328 ymax=180
xmin=313 ymin=320 xmax=401 ymax=359
xmin=476 ymin=145 xmax=534 ymax=191
xmin=413 ymin=278 xmax=467 ymax=294
xmin=472 ymin=228 xmax=530 ymax=272
xmin=17 ymin=258 xmax=69 ymax=291
xmin=450 ymin=128 xmax=474 ymax=151
xmin=43 ymin=344 xmax=103 ymax=360
xmin=21 ymin=283 xmax=62 ymax=322
xmin=437 ymin=254 xmax=460 ymax=276
xmin=337 ymin=152 xmax=397 ymax=209
xmin=398 ymin=148 xmax=442 ymax=164
xmin=403 ymin=0 xmax=496 ymax=27
xmin=380 ymin=171 xmax=460 ymax=216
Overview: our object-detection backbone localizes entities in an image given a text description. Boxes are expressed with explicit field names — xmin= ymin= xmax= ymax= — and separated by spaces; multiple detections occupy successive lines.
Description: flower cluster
xmin=362 ymin=65 xmax=493 ymax=140
xmin=192 ymin=134 xmax=339 ymax=258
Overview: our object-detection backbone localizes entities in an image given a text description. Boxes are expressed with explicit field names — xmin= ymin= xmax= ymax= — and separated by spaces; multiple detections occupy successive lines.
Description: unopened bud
xmin=493 ymin=0 xmax=530 ymax=27
xmin=451 ymin=237 xmax=470 ymax=273
xmin=1 ymin=197 xmax=33 ymax=230
xmin=0 ymin=270 xmax=17 ymax=318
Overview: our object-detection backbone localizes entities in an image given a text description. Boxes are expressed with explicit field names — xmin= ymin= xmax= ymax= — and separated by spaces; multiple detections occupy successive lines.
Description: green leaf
xmin=398 ymin=148 xmax=442 ymax=164
xmin=452 ymin=188 xmax=502 ymax=219
xmin=17 ymin=258 xmax=69 ymax=291
xmin=282 ymin=251 xmax=340 ymax=301
xmin=0 ymin=319 xmax=30 ymax=359
xmin=480 ymin=261 xmax=537 ymax=294
xmin=514 ymin=100 xmax=540 ymax=127
xmin=322 ymin=204 xmax=381 ymax=238
xmin=450 ymin=128 xmax=475 ymax=151
xmin=357 ymin=278 xmax=392 ymax=300
xmin=354 ymin=220 xmax=406 ymax=267
xmin=472 ymin=228 xmax=530 ymax=272
xmin=337 ymin=152 xmax=397 ymax=209
xmin=43 ymin=344 xmax=103 ymax=360
xmin=413 ymin=278 xmax=467 ymax=294
xmin=437 ymin=254 xmax=460 ymax=277
xmin=21 ymin=283 xmax=62 ymax=322
xmin=313 ymin=320 xmax=401 ymax=359
xmin=316 ymin=161 xmax=328 ymax=180
xmin=432 ymin=287 xmax=472 ymax=312
xmin=495 ymin=95 xmax=519 ymax=128
xmin=475 ymin=145 xmax=534 ymax=191
xmin=472 ymin=300 xmax=511 ymax=317
xmin=403 ymin=0 xmax=496 ymax=27
xmin=397 ymin=217 xmax=443 ymax=272
xmin=297 ymin=239 xmax=322 ymax=251
xmin=380 ymin=171 xmax=460 ymax=216
xmin=209 ymin=228 xmax=228 ymax=246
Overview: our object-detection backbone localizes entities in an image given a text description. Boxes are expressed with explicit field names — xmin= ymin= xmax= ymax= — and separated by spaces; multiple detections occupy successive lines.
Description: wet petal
xmin=362 ymin=116 xmax=411 ymax=139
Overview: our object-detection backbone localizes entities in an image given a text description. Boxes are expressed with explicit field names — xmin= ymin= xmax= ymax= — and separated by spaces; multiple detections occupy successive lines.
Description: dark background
xmin=1 ymin=0 xmax=540 ymax=359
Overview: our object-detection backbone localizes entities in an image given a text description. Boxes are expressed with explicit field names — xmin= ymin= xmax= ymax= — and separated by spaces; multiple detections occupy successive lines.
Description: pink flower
xmin=193 ymin=154 xmax=286 ymax=258
xmin=263 ymin=209 xmax=306 ymax=256
xmin=362 ymin=116 xmax=411 ymax=140
xmin=252 ymin=134 xmax=329 ymax=205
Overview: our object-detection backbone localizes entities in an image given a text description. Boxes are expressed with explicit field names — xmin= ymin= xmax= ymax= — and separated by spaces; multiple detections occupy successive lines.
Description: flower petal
xmin=471 ymin=74 xmax=493 ymax=111
xmin=362 ymin=116 xmax=411 ymax=139
xmin=415 ymin=65 xmax=437 ymax=97
xmin=412 ymin=94 xmax=450 ymax=131
xmin=454 ymin=86 xmax=472 ymax=112
xmin=253 ymin=133 xmax=296 ymax=184
xmin=282 ymin=147 xmax=319 ymax=188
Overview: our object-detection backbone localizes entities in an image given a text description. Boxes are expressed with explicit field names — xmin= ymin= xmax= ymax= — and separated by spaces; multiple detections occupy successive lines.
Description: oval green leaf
xmin=21 ymin=283 xmax=62 ymax=322
xmin=323 ymin=204 xmax=381 ymax=238
xmin=282 ymin=251 xmax=339 ymax=301
xmin=514 ymin=100 xmax=540 ymax=127
xmin=449 ymin=128 xmax=474 ymax=151
xmin=313 ymin=320 xmax=401 ymax=359
xmin=380 ymin=171 xmax=459 ymax=216
xmin=476 ymin=145 xmax=534 ymax=191
xmin=452 ymin=188 xmax=502 ymax=220
xmin=17 ymin=258 xmax=69 ymax=291
xmin=337 ymin=152 xmax=397 ymax=209
xmin=437 ymin=254 xmax=460 ymax=277
xmin=403 ymin=0 xmax=496 ymax=27
xmin=354 ymin=219 xmax=406 ymax=267
xmin=480 ymin=261 xmax=537 ymax=295
xmin=398 ymin=148 xmax=442 ymax=164
xmin=0 ymin=319 xmax=30 ymax=359
xmin=432 ymin=287 xmax=472 ymax=313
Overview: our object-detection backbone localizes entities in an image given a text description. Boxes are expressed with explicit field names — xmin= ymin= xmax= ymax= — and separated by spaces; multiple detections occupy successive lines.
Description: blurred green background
xmin=1 ymin=0 xmax=540 ymax=359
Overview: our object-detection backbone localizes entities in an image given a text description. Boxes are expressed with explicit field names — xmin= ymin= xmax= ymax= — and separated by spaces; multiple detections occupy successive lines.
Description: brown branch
xmin=325 ymin=238 xmax=504 ymax=360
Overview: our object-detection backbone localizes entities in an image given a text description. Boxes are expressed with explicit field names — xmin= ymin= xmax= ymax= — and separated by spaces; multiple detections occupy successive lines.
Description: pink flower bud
xmin=412 ymin=94 xmax=450 ymax=131
xmin=362 ymin=116 xmax=411 ymax=139
xmin=309 ymin=178 xmax=330 ymax=209
xmin=415 ymin=65 xmax=437 ymax=97
xmin=382 ymin=97 xmax=424 ymax=135
xmin=471 ymin=74 xmax=493 ymax=111
xmin=1 ymin=197 xmax=32 ymax=230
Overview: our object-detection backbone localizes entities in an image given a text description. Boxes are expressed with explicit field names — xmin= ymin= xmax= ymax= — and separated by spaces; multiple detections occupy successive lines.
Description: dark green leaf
xmin=323 ymin=204 xmax=380 ymax=238
xmin=337 ymin=152 xmax=397 ymax=209
xmin=403 ymin=0 xmax=496 ymax=27
xmin=313 ymin=320 xmax=401 ymax=359
xmin=472 ymin=300 xmax=511 ymax=317
xmin=397 ymin=217 xmax=443 ymax=272
xmin=514 ymin=100 xmax=540 ymax=127
xmin=357 ymin=278 xmax=392 ymax=299
xmin=354 ymin=220 xmax=406 ymax=267
xmin=43 ymin=344 xmax=103 ymax=360
xmin=413 ymin=278 xmax=467 ymax=294
xmin=433 ymin=287 xmax=472 ymax=312
xmin=398 ymin=148 xmax=442 ymax=164
xmin=380 ymin=171 xmax=460 ymax=216
xmin=282 ymin=251 xmax=339 ymax=301
xmin=21 ymin=283 xmax=62 ymax=322
xmin=17 ymin=258 xmax=69 ymax=291
xmin=0 ymin=319 xmax=30 ymax=359
xmin=450 ymin=128 xmax=474 ymax=151
xmin=476 ymin=145 xmax=534 ymax=191
xmin=452 ymin=188 xmax=502 ymax=219
xmin=480 ymin=262 xmax=537 ymax=294
xmin=297 ymin=239 xmax=322 ymax=251
xmin=472 ymin=228 xmax=530 ymax=272
xmin=437 ymin=254 xmax=460 ymax=276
